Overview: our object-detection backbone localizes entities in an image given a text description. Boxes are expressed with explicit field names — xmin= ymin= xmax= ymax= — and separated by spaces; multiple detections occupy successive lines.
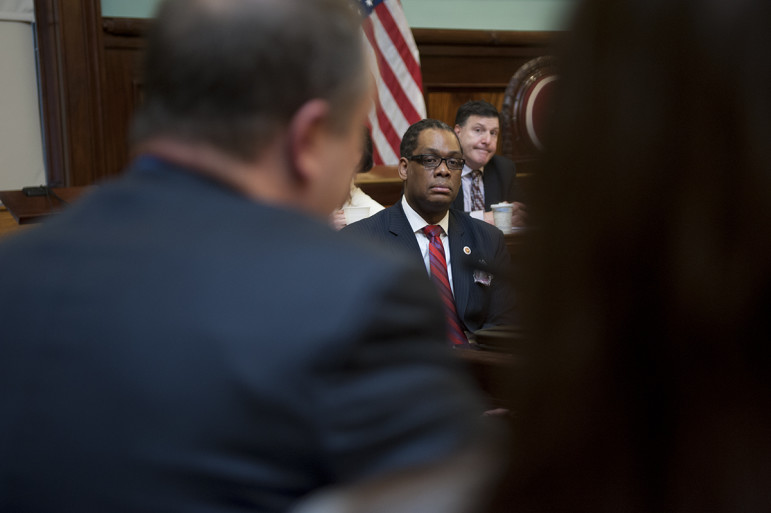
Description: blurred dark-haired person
xmin=453 ymin=100 xmax=527 ymax=228
xmin=0 ymin=1 xmax=497 ymax=512
xmin=330 ymin=128 xmax=385 ymax=229
xmin=492 ymin=0 xmax=771 ymax=511
xmin=343 ymin=119 xmax=517 ymax=347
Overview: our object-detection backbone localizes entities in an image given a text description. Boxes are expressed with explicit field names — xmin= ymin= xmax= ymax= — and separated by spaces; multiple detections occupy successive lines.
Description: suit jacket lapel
xmin=482 ymin=160 xmax=500 ymax=208
xmin=451 ymin=186 xmax=465 ymax=211
xmin=389 ymin=205 xmax=471 ymax=325
xmin=448 ymin=211 xmax=470 ymax=327
xmin=388 ymin=202 xmax=422 ymax=256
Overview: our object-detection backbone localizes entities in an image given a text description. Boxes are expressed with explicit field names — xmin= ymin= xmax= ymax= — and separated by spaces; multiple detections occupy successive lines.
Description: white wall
xmin=0 ymin=1 xmax=45 ymax=195
xmin=0 ymin=19 xmax=45 ymax=192
xmin=0 ymin=0 xmax=33 ymax=22
xmin=101 ymin=0 xmax=575 ymax=31
xmin=402 ymin=0 xmax=574 ymax=31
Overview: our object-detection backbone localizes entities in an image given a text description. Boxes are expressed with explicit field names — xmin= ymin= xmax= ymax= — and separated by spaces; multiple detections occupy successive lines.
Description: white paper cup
xmin=343 ymin=206 xmax=370 ymax=225
xmin=491 ymin=203 xmax=514 ymax=234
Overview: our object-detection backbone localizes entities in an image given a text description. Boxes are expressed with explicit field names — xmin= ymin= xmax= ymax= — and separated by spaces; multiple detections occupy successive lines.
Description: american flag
xmin=355 ymin=0 xmax=427 ymax=165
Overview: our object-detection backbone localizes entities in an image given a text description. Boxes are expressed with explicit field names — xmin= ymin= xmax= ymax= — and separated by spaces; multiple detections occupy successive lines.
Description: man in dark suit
xmin=342 ymin=119 xmax=517 ymax=341
xmin=452 ymin=100 xmax=527 ymax=227
xmin=0 ymin=1 xmax=495 ymax=512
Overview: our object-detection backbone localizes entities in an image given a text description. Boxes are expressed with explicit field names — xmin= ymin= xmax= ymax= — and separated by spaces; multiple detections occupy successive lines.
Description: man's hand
xmin=330 ymin=209 xmax=347 ymax=230
xmin=510 ymin=202 xmax=528 ymax=227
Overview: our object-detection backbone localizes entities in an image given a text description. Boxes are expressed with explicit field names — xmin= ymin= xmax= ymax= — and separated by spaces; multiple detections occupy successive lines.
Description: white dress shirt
xmin=341 ymin=183 xmax=385 ymax=214
xmin=400 ymin=196 xmax=455 ymax=294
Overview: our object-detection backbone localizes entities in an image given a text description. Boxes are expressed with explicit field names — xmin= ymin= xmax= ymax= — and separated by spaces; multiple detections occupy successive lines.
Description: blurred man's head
xmin=399 ymin=119 xmax=464 ymax=225
xmin=131 ymin=0 xmax=371 ymax=215
xmin=453 ymin=100 xmax=500 ymax=171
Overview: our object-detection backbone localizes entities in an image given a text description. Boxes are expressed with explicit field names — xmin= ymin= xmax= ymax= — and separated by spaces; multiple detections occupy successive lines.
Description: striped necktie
xmin=422 ymin=225 xmax=470 ymax=348
xmin=470 ymin=169 xmax=485 ymax=211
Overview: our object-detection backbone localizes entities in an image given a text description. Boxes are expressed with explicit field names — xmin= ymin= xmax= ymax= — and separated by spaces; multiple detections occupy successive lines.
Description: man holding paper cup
xmin=452 ymin=101 xmax=527 ymax=229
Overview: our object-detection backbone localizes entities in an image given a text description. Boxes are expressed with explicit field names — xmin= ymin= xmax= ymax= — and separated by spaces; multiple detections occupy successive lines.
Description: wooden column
xmin=34 ymin=0 xmax=107 ymax=187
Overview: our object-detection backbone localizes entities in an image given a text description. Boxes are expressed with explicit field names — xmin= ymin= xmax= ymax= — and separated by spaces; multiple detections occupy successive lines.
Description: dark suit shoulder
xmin=487 ymin=154 xmax=517 ymax=177
xmin=485 ymin=155 xmax=522 ymax=203
xmin=340 ymin=204 xmax=394 ymax=237
xmin=339 ymin=203 xmax=422 ymax=265
xmin=449 ymin=209 xmax=505 ymax=241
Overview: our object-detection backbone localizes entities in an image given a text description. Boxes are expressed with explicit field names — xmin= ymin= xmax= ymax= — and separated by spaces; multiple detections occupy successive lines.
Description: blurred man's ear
xmin=286 ymin=99 xmax=333 ymax=184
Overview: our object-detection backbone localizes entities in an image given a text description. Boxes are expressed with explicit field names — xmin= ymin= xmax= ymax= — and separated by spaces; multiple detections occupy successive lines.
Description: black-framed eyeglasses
xmin=407 ymin=154 xmax=465 ymax=171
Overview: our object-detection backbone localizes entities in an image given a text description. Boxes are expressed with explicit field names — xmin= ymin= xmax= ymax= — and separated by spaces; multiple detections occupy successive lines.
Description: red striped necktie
xmin=422 ymin=225 xmax=470 ymax=348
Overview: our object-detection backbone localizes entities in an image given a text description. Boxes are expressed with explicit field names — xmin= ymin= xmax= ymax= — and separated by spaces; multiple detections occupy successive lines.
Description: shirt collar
xmin=401 ymin=196 xmax=450 ymax=235
xmin=461 ymin=163 xmax=484 ymax=178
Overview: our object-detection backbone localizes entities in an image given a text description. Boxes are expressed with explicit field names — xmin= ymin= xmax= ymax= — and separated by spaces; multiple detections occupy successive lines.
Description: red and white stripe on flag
xmin=357 ymin=0 xmax=426 ymax=165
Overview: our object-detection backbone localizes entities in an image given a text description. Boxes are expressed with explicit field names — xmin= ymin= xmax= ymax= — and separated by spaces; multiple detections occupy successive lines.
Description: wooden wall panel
xmin=34 ymin=3 xmax=557 ymax=187
xmin=427 ymin=91 xmax=506 ymax=127
xmin=100 ymin=20 xmax=147 ymax=179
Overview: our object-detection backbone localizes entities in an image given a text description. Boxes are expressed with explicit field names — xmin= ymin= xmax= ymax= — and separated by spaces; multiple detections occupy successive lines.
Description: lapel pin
xmin=463 ymin=246 xmax=471 ymax=255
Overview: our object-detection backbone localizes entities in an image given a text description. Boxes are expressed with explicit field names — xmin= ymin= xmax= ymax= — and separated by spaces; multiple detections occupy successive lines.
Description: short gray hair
xmin=131 ymin=0 xmax=368 ymax=161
